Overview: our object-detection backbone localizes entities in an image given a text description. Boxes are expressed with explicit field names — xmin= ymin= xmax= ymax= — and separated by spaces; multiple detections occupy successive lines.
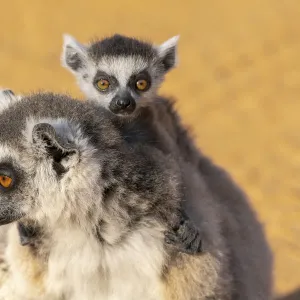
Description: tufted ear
xmin=61 ymin=34 xmax=89 ymax=74
xmin=0 ymin=89 xmax=22 ymax=113
xmin=156 ymin=35 xmax=180 ymax=73
xmin=32 ymin=122 xmax=79 ymax=175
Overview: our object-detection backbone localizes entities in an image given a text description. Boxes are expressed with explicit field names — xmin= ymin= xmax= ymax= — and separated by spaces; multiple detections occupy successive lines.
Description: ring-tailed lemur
xmin=60 ymin=34 xmax=210 ymax=254
xmin=59 ymin=34 xmax=272 ymax=261
xmin=0 ymin=91 xmax=272 ymax=300
xmin=1 ymin=88 xmax=203 ymax=256
xmin=61 ymin=34 xmax=180 ymax=115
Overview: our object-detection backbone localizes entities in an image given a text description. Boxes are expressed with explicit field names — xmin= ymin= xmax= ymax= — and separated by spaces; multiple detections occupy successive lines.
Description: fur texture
xmin=0 ymin=89 xmax=22 ymax=113
xmin=60 ymin=34 xmax=273 ymax=295
xmin=0 ymin=92 xmax=272 ymax=299
xmin=61 ymin=34 xmax=178 ymax=113
xmin=61 ymin=34 xmax=206 ymax=255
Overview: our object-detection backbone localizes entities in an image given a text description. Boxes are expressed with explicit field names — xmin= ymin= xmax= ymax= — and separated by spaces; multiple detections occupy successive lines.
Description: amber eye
xmin=0 ymin=175 xmax=12 ymax=189
xmin=136 ymin=79 xmax=148 ymax=91
xmin=96 ymin=79 xmax=110 ymax=91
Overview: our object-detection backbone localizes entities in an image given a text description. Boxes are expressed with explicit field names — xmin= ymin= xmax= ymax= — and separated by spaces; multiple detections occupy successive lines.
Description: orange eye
xmin=136 ymin=79 xmax=148 ymax=91
xmin=96 ymin=79 xmax=110 ymax=91
xmin=0 ymin=175 xmax=12 ymax=188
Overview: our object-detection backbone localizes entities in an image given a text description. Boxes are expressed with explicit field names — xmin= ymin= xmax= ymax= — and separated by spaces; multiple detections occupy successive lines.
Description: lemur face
xmin=0 ymin=92 xmax=111 ymax=226
xmin=61 ymin=34 xmax=179 ymax=115
xmin=0 ymin=91 xmax=180 ymax=244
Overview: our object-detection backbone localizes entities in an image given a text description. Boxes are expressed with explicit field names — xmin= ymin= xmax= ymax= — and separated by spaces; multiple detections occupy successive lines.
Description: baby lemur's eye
xmin=0 ymin=175 xmax=13 ymax=189
xmin=136 ymin=79 xmax=148 ymax=91
xmin=96 ymin=79 xmax=110 ymax=91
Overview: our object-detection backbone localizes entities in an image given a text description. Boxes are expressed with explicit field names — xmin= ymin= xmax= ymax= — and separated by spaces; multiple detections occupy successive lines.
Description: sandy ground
xmin=1 ymin=0 xmax=300 ymax=297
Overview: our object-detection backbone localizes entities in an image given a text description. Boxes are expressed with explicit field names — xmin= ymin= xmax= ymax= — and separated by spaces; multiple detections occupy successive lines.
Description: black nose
xmin=109 ymin=93 xmax=136 ymax=115
xmin=116 ymin=97 xmax=131 ymax=108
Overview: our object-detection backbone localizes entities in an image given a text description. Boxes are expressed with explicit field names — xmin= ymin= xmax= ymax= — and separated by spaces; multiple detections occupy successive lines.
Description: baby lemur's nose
xmin=116 ymin=97 xmax=131 ymax=108
xmin=109 ymin=93 xmax=136 ymax=115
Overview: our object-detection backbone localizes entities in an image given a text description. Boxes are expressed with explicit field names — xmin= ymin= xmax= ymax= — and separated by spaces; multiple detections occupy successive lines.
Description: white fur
xmin=82 ymin=55 xmax=149 ymax=108
xmin=75 ymin=55 xmax=151 ymax=109
xmin=61 ymin=35 xmax=101 ymax=106
xmin=61 ymin=34 xmax=88 ymax=74
xmin=156 ymin=35 xmax=180 ymax=67
xmin=22 ymin=117 xmax=101 ymax=226
xmin=0 ymin=145 xmax=20 ymax=162
xmin=23 ymin=117 xmax=78 ymax=145
xmin=72 ymin=54 xmax=163 ymax=110
xmin=0 ymin=89 xmax=22 ymax=113
xmin=60 ymin=34 xmax=172 ymax=110
xmin=0 ymin=221 xmax=166 ymax=300
xmin=45 ymin=221 xmax=165 ymax=300
xmin=98 ymin=56 xmax=148 ymax=87
xmin=0 ymin=114 xmax=167 ymax=299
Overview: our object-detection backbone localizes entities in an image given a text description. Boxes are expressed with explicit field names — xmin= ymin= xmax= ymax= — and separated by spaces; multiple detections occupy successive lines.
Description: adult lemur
xmin=0 ymin=91 xmax=272 ymax=299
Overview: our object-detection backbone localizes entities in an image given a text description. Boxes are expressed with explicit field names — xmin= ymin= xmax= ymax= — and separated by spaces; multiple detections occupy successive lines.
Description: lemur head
xmin=61 ymin=34 xmax=179 ymax=115
xmin=0 ymin=91 xmax=120 ymax=227
xmin=0 ymin=91 xmax=179 ymax=241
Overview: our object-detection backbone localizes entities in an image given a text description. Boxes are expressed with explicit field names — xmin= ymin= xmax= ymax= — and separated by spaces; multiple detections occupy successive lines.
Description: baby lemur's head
xmin=0 ymin=91 xmax=179 ymax=243
xmin=61 ymin=34 xmax=179 ymax=115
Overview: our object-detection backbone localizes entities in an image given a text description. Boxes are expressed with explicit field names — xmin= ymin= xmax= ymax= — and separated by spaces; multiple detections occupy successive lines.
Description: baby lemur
xmin=0 ymin=91 xmax=272 ymax=299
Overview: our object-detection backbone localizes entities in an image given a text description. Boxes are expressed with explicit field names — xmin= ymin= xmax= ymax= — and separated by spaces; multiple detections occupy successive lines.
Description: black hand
xmin=165 ymin=217 xmax=203 ymax=255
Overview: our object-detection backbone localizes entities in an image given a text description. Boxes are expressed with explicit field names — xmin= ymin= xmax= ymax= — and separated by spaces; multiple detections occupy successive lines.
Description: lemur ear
xmin=61 ymin=34 xmax=88 ymax=73
xmin=32 ymin=122 xmax=79 ymax=175
xmin=156 ymin=35 xmax=180 ymax=72
xmin=0 ymin=89 xmax=22 ymax=113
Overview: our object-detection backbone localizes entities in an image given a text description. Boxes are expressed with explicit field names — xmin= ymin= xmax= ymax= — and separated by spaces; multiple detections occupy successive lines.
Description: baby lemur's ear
xmin=32 ymin=122 xmax=79 ymax=175
xmin=156 ymin=35 xmax=180 ymax=72
xmin=61 ymin=34 xmax=88 ymax=74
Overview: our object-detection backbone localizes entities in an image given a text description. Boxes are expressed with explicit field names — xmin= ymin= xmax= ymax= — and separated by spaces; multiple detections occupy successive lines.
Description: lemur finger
xmin=189 ymin=235 xmax=203 ymax=254
xmin=164 ymin=232 xmax=180 ymax=244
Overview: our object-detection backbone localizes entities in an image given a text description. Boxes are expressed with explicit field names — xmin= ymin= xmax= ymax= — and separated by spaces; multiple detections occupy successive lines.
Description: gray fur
xmin=0 ymin=92 xmax=180 ymax=299
xmin=60 ymin=33 xmax=273 ymax=299
xmin=61 ymin=34 xmax=178 ymax=113
xmin=0 ymin=92 xmax=272 ymax=299
xmin=60 ymin=34 xmax=208 ymax=254
xmin=60 ymin=35 xmax=199 ymax=252
xmin=151 ymin=96 xmax=274 ymax=299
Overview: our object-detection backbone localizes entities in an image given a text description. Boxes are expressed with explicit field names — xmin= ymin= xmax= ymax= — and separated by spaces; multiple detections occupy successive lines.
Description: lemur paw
xmin=165 ymin=217 xmax=203 ymax=255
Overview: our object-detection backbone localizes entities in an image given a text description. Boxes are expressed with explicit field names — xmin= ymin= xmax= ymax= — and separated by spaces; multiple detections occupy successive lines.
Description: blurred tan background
xmin=1 ymin=0 xmax=300 ymax=298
